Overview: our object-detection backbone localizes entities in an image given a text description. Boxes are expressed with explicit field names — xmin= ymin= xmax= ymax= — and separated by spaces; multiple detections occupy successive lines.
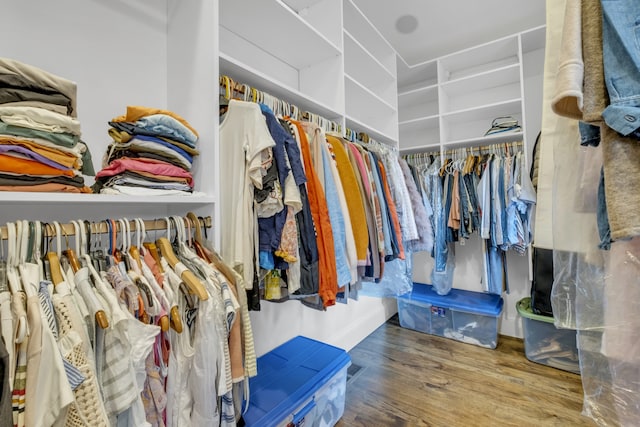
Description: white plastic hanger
xmin=6 ymin=222 xmax=26 ymax=346
xmin=18 ymin=220 xmax=38 ymax=298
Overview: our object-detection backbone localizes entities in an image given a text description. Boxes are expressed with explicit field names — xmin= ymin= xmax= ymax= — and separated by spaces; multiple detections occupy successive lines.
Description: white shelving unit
xmin=398 ymin=26 xmax=545 ymax=156
xmin=220 ymin=0 xmax=344 ymax=117
xmin=219 ymin=0 xmax=400 ymax=147
xmin=218 ymin=0 xmax=400 ymax=354
xmin=400 ymin=25 xmax=547 ymax=339
xmin=342 ymin=0 xmax=398 ymax=145
xmin=1 ymin=0 xmax=220 ymax=244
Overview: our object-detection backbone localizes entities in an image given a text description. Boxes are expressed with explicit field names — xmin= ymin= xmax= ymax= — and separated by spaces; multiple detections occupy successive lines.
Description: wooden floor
xmin=336 ymin=315 xmax=595 ymax=427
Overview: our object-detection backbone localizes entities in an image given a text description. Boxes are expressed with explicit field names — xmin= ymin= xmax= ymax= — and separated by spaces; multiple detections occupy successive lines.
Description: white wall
xmin=250 ymin=296 xmax=397 ymax=356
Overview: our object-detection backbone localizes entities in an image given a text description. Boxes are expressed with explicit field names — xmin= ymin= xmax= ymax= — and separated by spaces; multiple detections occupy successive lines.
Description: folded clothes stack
xmin=93 ymin=106 xmax=200 ymax=196
xmin=0 ymin=58 xmax=94 ymax=193
xmin=484 ymin=116 xmax=522 ymax=136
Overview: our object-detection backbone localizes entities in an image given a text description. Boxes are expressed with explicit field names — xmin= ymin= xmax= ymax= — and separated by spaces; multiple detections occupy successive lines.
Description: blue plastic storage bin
xmin=397 ymin=283 xmax=504 ymax=349
xmin=244 ymin=336 xmax=351 ymax=427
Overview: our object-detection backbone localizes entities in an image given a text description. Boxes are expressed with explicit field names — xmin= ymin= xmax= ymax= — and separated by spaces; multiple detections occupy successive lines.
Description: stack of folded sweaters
xmin=0 ymin=57 xmax=94 ymax=193
xmin=94 ymin=106 xmax=199 ymax=196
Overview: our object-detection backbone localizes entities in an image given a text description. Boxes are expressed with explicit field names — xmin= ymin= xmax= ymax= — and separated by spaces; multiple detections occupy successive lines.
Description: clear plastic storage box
xmin=244 ymin=336 xmax=351 ymax=427
xmin=397 ymin=283 xmax=504 ymax=349
xmin=517 ymin=298 xmax=580 ymax=374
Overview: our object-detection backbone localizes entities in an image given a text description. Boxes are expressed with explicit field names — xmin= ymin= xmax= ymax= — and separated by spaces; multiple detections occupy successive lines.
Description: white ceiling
xmin=352 ymin=0 xmax=546 ymax=66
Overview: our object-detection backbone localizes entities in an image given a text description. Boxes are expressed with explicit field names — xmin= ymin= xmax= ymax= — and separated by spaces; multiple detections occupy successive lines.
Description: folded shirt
xmin=0 ymin=136 xmax=81 ymax=169
xmin=119 ymin=170 xmax=191 ymax=185
xmin=95 ymin=157 xmax=193 ymax=187
xmin=0 ymin=105 xmax=81 ymax=135
xmin=0 ymin=57 xmax=77 ymax=117
xmin=0 ymin=121 xmax=94 ymax=175
xmin=135 ymin=114 xmax=198 ymax=147
xmin=108 ymin=122 xmax=199 ymax=154
xmin=0 ymin=120 xmax=78 ymax=147
xmin=0 ymin=144 xmax=72 ymax=171
xmin=106 ymin=147 xmax=190 ymax=172
xmin=0 ymin=171 xmax=86 ymax=187
xmin=0 ymin=85 xmax=72 ymax=115
xmin=0 ymin=153 xmax=78 ymax=177
xmin=0 ymin=183 xmax=91 ymax=193
xmin=0 ymin=100 xmax=68 ymax=115
xmin=111 ymin=105 xmax=198 ymax=137
xmin=109 ymin=134 xmax=193 ymax=165
xmin=99 ymin=185 xmax=201 ymax=197
xmin=103 ymin=174 xmax=192 ymax=192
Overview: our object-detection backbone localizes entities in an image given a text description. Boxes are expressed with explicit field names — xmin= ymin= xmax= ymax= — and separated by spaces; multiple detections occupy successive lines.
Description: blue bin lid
xmin=398 ymin=283 xmax=504 ymax=316
xmin=244 ymin=336 xmax=351 ymax=427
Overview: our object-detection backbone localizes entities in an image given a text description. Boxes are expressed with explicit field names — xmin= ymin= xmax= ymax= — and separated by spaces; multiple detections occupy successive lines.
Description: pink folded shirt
xmin=96 ymin=157 xmax=194 ymax=187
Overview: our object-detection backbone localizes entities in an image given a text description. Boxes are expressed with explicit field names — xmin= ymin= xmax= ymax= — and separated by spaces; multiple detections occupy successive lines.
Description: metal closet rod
xmin=0 ymin=215 xmax=212 ymax=241
xmin=219 ymin=74 xmax=349 ymax=136
xmin=404 ymin=140 xmax=524 ymax=158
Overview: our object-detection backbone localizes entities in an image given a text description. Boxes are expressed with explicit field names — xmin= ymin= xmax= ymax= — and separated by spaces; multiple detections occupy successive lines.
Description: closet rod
xmin=404 ymin=140 xmax=524 ymax=158
xmin=0 ymin=215 xmax=212 ymax=241
xmin=219 ymin=74 xmax=344 ymax=133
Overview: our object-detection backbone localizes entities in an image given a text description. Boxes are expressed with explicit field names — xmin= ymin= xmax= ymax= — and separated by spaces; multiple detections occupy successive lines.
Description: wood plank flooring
xmin=336 ymin=315 xmax=595 ymax=427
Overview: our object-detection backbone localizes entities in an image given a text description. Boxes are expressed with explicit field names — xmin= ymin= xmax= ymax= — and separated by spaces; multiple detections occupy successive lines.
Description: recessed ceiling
xmin=352 ymin=0 xmax=546 ymax=66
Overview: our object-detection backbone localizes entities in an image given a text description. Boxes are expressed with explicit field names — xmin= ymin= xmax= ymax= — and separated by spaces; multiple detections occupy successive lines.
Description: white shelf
xmin=397 ymin=59 xmax=438 ymax=93
xmin=343 ymin=0 xmax=395 ymax=74
xmin=442 ymin=63 xmax=521 ymax=92
xmin=344 ymin=30 xmax=395 ymax=90
xmin=398 ymin=83 xmax=439 ymax=98
xmin=220 ymin=0 xmax=340 ymax=70
xmin=442 ymin=98 xmax=522 ymax=120
xmin=345 ymin=73 xmax=396 ymax=112
xmin=345 ymin=115 xmax=397 ymax=146
xmin=0 ymin=193 xmax=217 ymax=205
xmin=443 ymin=131 xmax=525 ymax=150
xmin=281 ymin=0 xmax=325 ymax=12
xmin=399 ymin=115 xmax=439 ymax=133
xmin=220 ymin=52 xmax=344 ymax=120
xmin=400 ymin=143 xmax=441 ymax=155
xmin=439 ymin=35 xmax=519 ymax=83
xmin=398 ymin=85 xmax=438 ymax=122
xmin=440 ymin=64 xmax=522 ymax=114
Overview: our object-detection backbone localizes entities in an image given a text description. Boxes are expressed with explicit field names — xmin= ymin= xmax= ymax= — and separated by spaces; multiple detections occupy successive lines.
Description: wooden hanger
xmin=156 ymin=237 xmax=208 ymax=300
xmin=126 ymin=218 xmax=143 ymax=271
xmin=134 ymin=219 xmax=169 ymax=332
xmin=186 ymin=212 xmax=203 ymax=244
xmin=67 ymin=220 xmax=109 ymax=329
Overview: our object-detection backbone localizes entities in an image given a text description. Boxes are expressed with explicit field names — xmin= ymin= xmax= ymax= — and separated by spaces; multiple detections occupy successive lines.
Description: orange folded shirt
xmin=0 ymin=183 xmax=91 ymax=193
xmin=0 ymin=153 xmax=76 ymax=177
xmin=0 ymin=136 xmax=80 ymax=169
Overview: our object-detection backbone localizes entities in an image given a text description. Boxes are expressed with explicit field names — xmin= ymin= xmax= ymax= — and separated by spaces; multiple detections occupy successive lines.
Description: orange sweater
xmin=291 ymin=120 xmax=337 ymax=307
xmin=327 ymin=135 xmax=369 ymax=264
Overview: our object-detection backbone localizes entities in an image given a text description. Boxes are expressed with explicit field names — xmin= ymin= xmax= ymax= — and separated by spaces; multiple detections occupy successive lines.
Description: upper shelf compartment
xmin=439 ymin=36 xmax=519 ymax=83
xmin=343 ymin=30 xmax=396 ymax=107
xmin=397 ymin=59 xmax=438 ymax=93
xmin=220 ymin=0 xmax=340 ymax=70
xmin=343 ymin=0 xmax=395 ymax=76
xmin=220 ymin=0 xmax=344 ymax=114
xmin=219 ymin=53 xmax=343 ymax=122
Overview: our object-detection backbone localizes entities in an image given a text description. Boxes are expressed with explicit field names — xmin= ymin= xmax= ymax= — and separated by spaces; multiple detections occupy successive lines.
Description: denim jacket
xmin=601 ymin=0 xmax=640 ymax=136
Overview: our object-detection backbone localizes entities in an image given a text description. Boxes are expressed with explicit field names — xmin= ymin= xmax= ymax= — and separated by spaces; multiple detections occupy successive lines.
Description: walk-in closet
xmin=0 ymin=0 xmax=637 ymax=426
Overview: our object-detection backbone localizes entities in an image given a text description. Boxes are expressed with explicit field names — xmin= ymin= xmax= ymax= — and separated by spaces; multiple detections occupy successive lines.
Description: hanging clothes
xmin=219 ymin=100 xmax=275 ymax=291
